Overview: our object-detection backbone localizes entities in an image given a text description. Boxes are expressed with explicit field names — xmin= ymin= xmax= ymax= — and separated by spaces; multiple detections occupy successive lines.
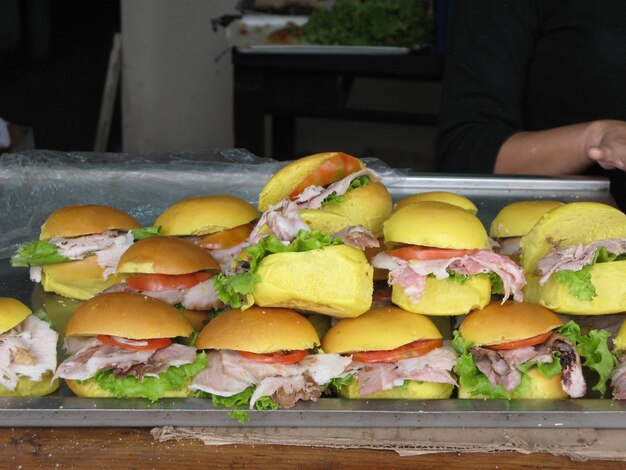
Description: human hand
xmin=587 ymin=120 xmax=626 ymax=171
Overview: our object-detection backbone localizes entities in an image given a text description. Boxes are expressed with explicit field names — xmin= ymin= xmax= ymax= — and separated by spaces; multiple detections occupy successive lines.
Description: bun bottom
xmin=338 ymin=377 xmax=453 ymax=399
xmin=458 ymin=368 xmax=568 ymax=399
xmin=65 ymin=379 xmax=193 ymax=398
xmin=0 ymin=372 xmax=59 ymax=397
xmin=392 ymin=276 xmax=491 ymax=316
xmin=42 ymin=256 xmax=125 ymax=300
xmin=524 ymin=262 xmax=626 ymax=315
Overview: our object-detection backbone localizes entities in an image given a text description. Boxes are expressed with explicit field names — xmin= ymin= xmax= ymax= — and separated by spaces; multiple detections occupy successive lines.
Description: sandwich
xmin=322 ymin=306 xmax=457 ymax=399
xmin=110 ymin=237 xmax=222 ymax=320
xmin=256 ymin=152 xmax=392 ymax=241
xmin=55 ymin=292 xmax=204 ymax=401
xmin=10 ymin=204 xmax=157 ymax=300
xmin=0 ymin=297 xmax=59 ymax=396
xmin=520 ymin=202 xmax=626 ymax=314
xmin=154 ymin=194 xmax=260 ymax=271
xmin=213 ymin=229 xmax=373 ymax=318
xmin=394 ymin=191 xmax=478 ymax=214
xmin=372 ymin=201 xmax=525 ymax=316
xmin=190 ymin=306 xmax=353 ymax=410
xmin=490 ymin=200 xmax=563 ymax=261
xmin=454 ymin=301 xmax=615 ymax=398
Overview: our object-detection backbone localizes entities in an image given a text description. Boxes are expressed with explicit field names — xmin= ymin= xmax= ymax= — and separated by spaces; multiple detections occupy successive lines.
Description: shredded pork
xmin=0 ymin=315 xmax=58 ymax=391
xmin=190 ymin=350 xmax=352 ymax=409
xmin=611 ymin=354 xmax=626 ymax=400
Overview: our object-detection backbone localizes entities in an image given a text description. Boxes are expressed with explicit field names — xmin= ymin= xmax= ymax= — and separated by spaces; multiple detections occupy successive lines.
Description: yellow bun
xmin=66 ymin=292 xmax=193 ymax=339
xmin=298 ymin=210 xmax=354 ymax=235
xmin=155 ymin=195 xmax=259 ymax=236
xmin=65 ymin=378 xmax=192 ymax=398
xmin=458 ymin=368 xmax=567 ymax=399
xmin=338 ymin=377 xmax=453 ymax=399
xmin=258 ymin=152 xmax=365 ymax=211
xmin=252 ymin=245 xmax=373 ymax=318
xmin=321 ymin=182 xmax=392 ymax=237
xmin=524 ymin=262 xmax=626 ymax=315
xmin=41 ymin=256 xmax=126 ymax=300
xmin=490 ymin=200 xmax=563 ymax=238
xmin=391 ymin=276 xmax=491 ymax=316
xmin=117 ymin=237 xmax=219 ymax=275
xmin=459 ymin=301 xmax=563 ymax=346
xmin=395 ymin=191 xmax=478 ymax=214
xmin=384 ymin=201 xmax=490 ymax=249
xmin=520 ymin=202 xmax=626 ymax=274
xmin=195 ymin=306 xmax=320 ymax=353
xmin=40 ymin=204 xmax=140 ymax=240
xmin=0 ymin=372 xmax=59 ymax=397
xmin=0 ymin=297 xmax=32 ymax=334
xmin=322 ymin=306 xmax=441 ymax=353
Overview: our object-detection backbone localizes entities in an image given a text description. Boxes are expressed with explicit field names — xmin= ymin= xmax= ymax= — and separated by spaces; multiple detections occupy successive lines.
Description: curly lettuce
xmin=85 ymin=351 xmax=207 ymax=402
xmin=11 ymin=240 xmax=70 ymax=267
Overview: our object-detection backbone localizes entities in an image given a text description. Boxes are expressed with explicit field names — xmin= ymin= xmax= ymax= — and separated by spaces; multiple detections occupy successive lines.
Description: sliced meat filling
xmin=611 ymin=354 xmax=626 ymax=400
xmin=0 ymin=315 xmax=58 ymax=390
xmin=189 ymin=350 xmax=352 ymax=409
xmin=55 ymin=339 xmax=197 ymax=381
xmin=347 ymin=343 xmax=458 ymax=397
xmin=469 ymin=332 xmax=586 ymax=397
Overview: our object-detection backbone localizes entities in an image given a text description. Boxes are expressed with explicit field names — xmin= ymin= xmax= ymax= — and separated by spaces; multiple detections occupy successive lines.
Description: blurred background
xmin=0 ymin=0 xmax=450 ymax=171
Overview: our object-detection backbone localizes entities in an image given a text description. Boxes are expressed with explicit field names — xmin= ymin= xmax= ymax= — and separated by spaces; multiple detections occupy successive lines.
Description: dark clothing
xmin=437 ymin=0 xmax=626 ymax=209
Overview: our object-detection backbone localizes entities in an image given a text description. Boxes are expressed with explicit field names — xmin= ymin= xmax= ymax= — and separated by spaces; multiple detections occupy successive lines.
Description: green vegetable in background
xmin=301 ymin=0 xmax=434 ymax=48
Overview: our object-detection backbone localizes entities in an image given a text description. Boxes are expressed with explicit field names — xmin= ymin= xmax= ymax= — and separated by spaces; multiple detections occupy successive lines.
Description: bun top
xmin=520 ymin=202 xmax=626 ymax=273
xmin=395 ymin=192 xmax=478 ymax=215
xmin=66 ymin=292 xmax=193 ymax=339
xmin=0 ymin=297 xmax=32 ymax=334
xmin=117 ymin=237 xmax=219 ymax=275
xmin=490 ymin=200 xmax=563 ymax=238
xmin=614 ymin=320 xmax=626 ymax=354
xmin=40 ymin=205 xmax=141 ymax=240
xmin=384 ymin=201 xmax=490 ymax=249
xmin=459 ymin=301 xmax=563 ymax=347
xmin=154 ymin=195 xmax=259 ymax=236
xmin=322 ymin=306 xmax=441 ymax=353
xmin=195 ymin=306 xmax=320 ymax=353
xmin=258 ymin=152 xmax=365 ymax=211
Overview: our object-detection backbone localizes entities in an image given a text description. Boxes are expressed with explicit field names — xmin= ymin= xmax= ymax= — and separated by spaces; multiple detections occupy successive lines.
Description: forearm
xmin=494 ymin=122 xmax=598 ymax=175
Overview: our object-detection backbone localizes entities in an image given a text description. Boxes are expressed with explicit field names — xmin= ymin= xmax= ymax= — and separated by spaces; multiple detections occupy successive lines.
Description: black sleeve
xmin=436 ymin=0 xmax=540 ymax=173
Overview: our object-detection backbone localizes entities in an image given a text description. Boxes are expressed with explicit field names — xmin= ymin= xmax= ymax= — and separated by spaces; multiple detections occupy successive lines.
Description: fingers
xmin=588 ymin=146 xmax=626 ymax=171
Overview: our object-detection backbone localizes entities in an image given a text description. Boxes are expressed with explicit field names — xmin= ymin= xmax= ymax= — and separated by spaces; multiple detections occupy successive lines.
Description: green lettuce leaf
xmin=557 ymin=321 xmax=617 ymax=396
xmin=10 ymin=240 xmax=70 ymax=267
xmin=196 ymin=386 xmax=280 ymax=411
xmin=325 ymin=373 xmax=355 ymax=393
xmin=228 ymin=410 xmax=251 ymax=424
xmin=213 ymin=230 xmax=343 ymax=307
xmin=517 ymin=354 xmax=562 ymax=378
xmin=131 ymin=226 xmax=161 ymax=241
xmin=86 ymin=351 xmax=207 ymax=402
xmin=320 ymin=175 xmax=371 ymax=207
xmin=555 ymin=266 xmax=596 ymax=301
xmin=490 ymin=272 xmax=504 ymax=294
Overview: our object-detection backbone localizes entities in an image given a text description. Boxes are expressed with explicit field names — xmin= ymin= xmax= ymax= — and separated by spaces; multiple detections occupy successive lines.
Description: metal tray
xmin=1 ymin=159 xmax=624 ymax=428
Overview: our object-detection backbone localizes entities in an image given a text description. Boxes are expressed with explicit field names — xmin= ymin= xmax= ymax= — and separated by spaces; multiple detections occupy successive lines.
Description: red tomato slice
xmin=126 ymin=271 xmax=212 ymax=291
xmin=199 ymin=223 xmax=254 ymax=250
xmin=238 ymin=349 xmax=308 ymax=364
xmin=289 ymin=153 xmax=362 ymax=200
xmin=386 ymin=246 xmax=478 ymax=261
xmin=98 ymin=335 xmax=173 ymax=351
xmin=351 ymin=339 xmax=443 ymax=363
xmin=488 ymin=331 xmax=553 ymax=350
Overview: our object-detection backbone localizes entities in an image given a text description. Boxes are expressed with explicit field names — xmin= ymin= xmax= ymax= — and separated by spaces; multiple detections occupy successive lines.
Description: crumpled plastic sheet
xmin=0 ymin=148 xmax=407 ymax=259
